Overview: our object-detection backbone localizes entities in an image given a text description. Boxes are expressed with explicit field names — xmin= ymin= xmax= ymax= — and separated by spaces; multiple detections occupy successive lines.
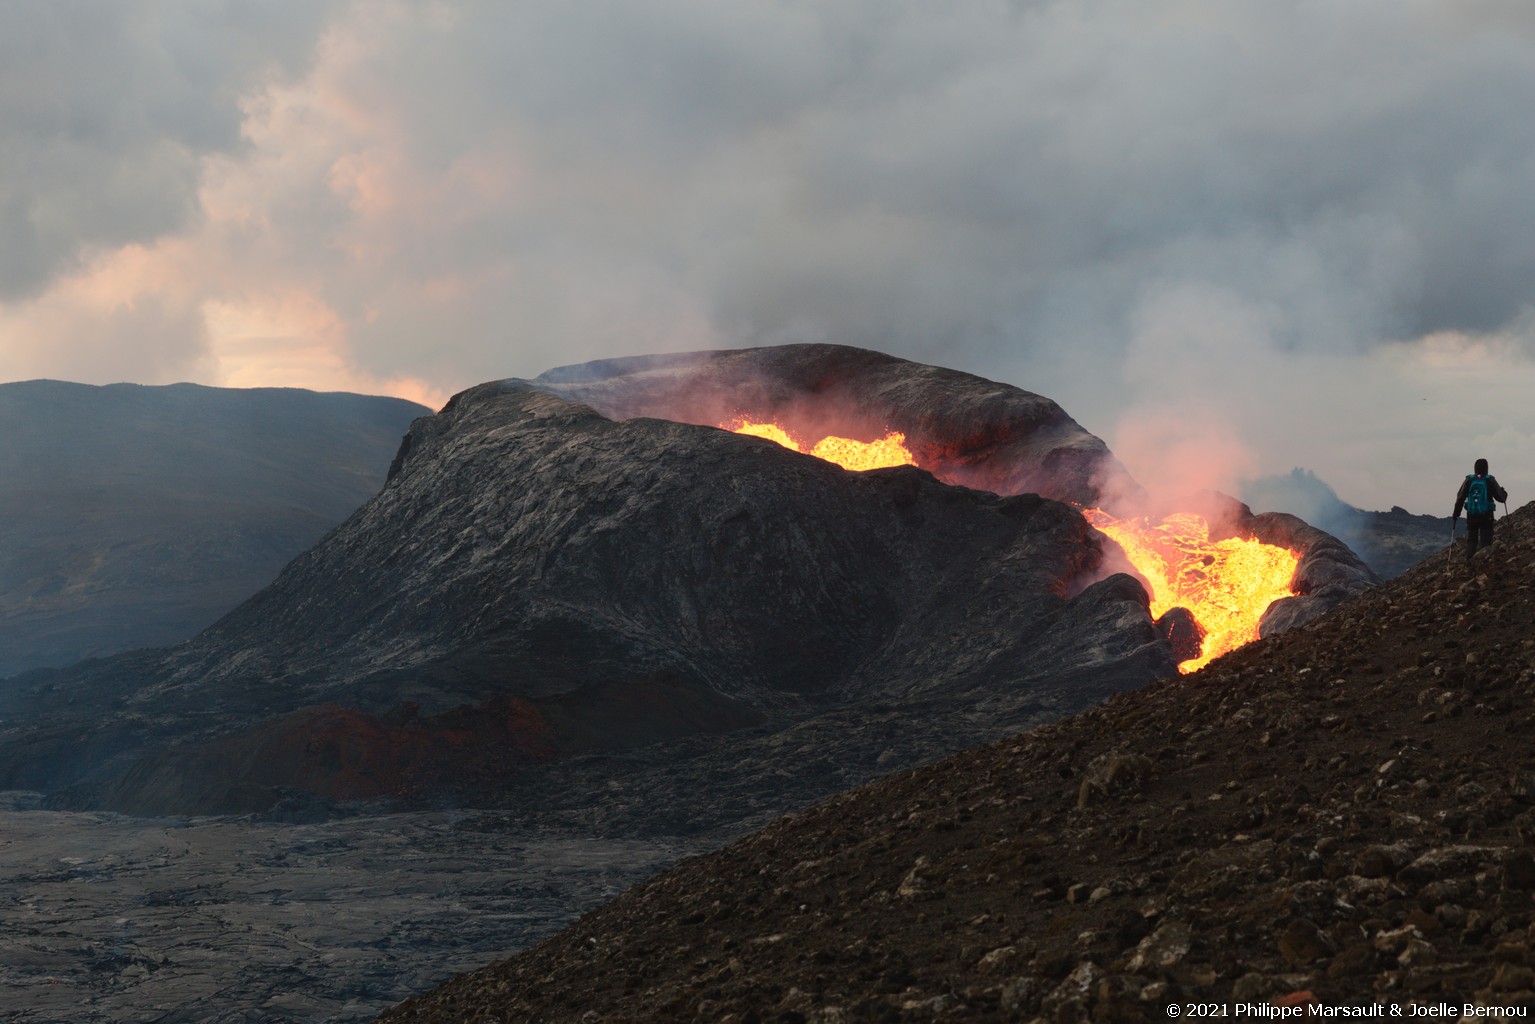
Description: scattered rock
xmin=1503 ymin=850 xmax=1535 ymax=890
xmin=1327 ymin=943 xmax=1374 ymax=979
xmin=1355 ymin=843 xmax=1414 ymax=878
xmin=976 ymin=946 xmax=1021 ymax=975
xmin=999 ymin=976 xmax=1046 ymax=1015
xmin=1041 ymin=962 xmax=1104 ymax=1021
xmin=1279 ymin=919 xmax=1334 ymax=967
xmin=1126 ymin=922 xmax=1192 ymax=972
xmin=1077 ymin=753 xmax=1154 ymax=810
xmin=1399 ymin=846 xmax=1502 ymax=884
xmin=897 ymin=857 xmax=932 ymax=899
xmin=1398 ymin=938 xmax=1438 ymax=968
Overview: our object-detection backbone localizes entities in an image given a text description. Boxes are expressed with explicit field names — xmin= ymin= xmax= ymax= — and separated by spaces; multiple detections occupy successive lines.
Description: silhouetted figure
xmin=1453 ymin=457 xmax=1508 ymax=565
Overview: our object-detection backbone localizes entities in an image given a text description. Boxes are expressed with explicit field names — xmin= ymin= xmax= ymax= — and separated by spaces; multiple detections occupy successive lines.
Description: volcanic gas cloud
xmin=723 ymin=416 xmax=1299 ymax=672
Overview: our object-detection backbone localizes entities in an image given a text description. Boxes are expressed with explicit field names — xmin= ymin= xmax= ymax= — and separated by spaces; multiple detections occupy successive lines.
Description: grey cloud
xmin=13 ymin=0 xmax=1535 ymax=515
xmin=0 ymin=0 xmax=337 ymax=299
xmin=323 ymin=2 xmax=1535 ymax=374
xmin=14 ymin=1 xmax=1535 ymax=358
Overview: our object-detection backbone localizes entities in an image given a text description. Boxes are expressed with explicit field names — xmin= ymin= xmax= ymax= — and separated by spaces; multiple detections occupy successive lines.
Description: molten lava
xmin=1083 ymin=508 xmax=1300 ymax=673
xmin=724 ymin=416 xmax=1295 ymax=672
xmin=724 ymin=418 xmax=916 ymax=472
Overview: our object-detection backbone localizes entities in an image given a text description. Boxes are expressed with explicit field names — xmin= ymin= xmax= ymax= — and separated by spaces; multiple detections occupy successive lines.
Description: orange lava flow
xmin=724 ymin=418 xmax=916 ymax=472
xmin=1083 ymin=508 xmax=1300 ymax=673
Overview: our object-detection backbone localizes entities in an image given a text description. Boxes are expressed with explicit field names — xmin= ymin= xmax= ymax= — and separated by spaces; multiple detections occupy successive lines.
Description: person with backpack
xmin=1453 ymin=458 xmax=1509 ymax=564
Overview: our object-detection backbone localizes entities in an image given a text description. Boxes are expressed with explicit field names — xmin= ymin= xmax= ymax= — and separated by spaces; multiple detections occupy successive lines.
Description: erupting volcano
xmin=523 ymin=345 xmax=1374 ymax=674
xmin=0 ymin=344 xmax=1378 ymax=854
xmin=725 ymin=413 xmax=1302 ymax=672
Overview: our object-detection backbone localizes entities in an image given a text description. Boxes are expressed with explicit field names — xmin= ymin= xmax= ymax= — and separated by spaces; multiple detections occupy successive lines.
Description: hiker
xmin=1453 ymin=458 xmax=1508 ymax=564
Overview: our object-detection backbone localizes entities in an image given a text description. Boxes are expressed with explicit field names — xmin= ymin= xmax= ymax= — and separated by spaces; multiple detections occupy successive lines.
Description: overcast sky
xmin=4 ymin=0 xmax=1535 ymax=515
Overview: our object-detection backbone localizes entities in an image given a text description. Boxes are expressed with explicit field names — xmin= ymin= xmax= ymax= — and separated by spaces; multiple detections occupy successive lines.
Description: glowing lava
xmin=725 ymin=417 xmax=1293 ymax=670
xmin=1083 ymin=508 xmax=1300 ymax=673
xmin=724 ymin=418 xmax=916 ymax=472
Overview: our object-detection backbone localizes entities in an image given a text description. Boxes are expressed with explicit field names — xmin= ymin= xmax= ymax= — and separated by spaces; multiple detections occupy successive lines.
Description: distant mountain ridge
xmin=1241 ymin=468 xmax=1453 ymax=579
xmin=0 ymin=380 xmax=430 ymax=677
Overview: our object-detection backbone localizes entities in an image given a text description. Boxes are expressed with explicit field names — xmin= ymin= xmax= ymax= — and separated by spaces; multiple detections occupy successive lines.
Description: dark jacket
xmin=1454 ymin=473 xmax=1508 ymax=519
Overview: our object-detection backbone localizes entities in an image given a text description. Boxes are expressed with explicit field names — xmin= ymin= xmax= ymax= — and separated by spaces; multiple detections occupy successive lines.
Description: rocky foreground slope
xmin=381 ymin=506 xmax=1535 ymax=1022
xmin=0 ymin=381 xmax=427 ymax=676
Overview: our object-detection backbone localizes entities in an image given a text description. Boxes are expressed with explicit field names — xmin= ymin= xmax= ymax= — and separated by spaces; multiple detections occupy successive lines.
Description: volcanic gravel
xmin=379 ymin=505 xmax=1535 ymax=1022
xmin=0 ymin=808 xmax=686 ymax=1023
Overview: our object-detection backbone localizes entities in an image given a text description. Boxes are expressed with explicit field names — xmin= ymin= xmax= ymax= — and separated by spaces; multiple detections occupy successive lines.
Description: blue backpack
xmin=1465 ymin=475 xmax=1492 ymax=516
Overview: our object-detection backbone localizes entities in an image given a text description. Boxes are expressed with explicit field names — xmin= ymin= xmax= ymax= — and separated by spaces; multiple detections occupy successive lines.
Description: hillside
xmin=0 ymin=354 xmax=1185 ymax=817
xmin=0 ymin=347 xmax=1377 ymax=829
xmin=0 ymin=380 xmax=428 ymax=676
xmin=380 ymin=505 xmax=1535 ymax=1021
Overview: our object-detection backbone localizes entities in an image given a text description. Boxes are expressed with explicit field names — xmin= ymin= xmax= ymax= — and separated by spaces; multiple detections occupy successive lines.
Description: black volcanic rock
xmin=1154 ymin=606 xmax=1204 ymax=663
xmin=188 ymin=379 xmax=1165 ymax=708
xmin=1247 ymin=510 xmax=1382 ymax=637
xmin=0 ymin=364 xmax=1178 ymax=814
xmin=0 ymin=380 xmax=428 ymax=676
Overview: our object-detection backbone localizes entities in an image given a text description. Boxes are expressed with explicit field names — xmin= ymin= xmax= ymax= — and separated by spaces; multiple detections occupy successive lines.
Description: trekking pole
xmin=1448 ymin=519 xmax=1456 ymax=568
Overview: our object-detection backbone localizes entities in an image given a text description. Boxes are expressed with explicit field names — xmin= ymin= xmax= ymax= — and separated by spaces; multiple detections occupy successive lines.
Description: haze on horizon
xmin=4 ymin=1 xmax=1534 ymax=517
